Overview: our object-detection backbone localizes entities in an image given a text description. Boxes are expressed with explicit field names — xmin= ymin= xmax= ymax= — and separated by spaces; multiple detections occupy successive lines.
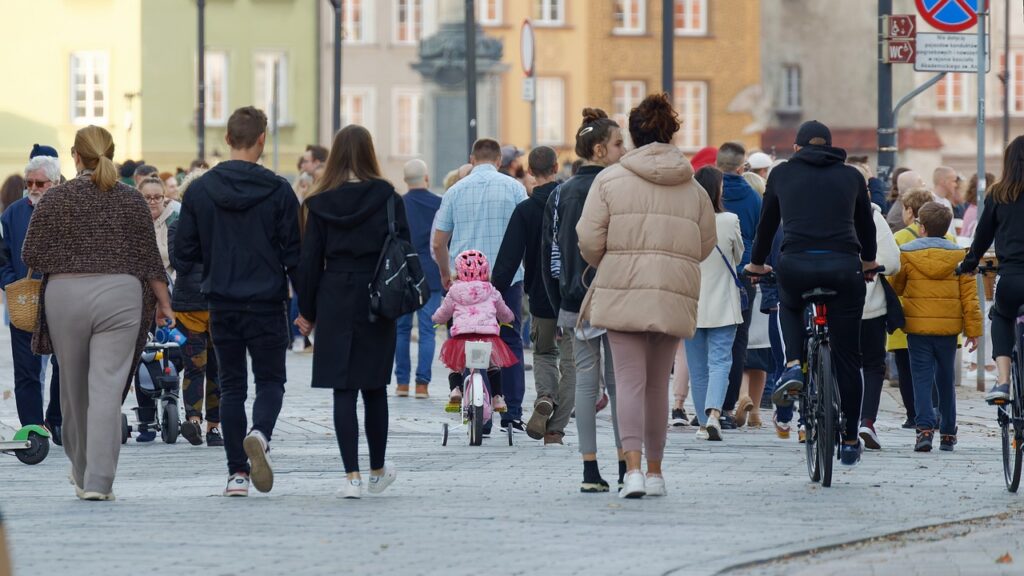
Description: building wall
xmin=0 ymin=0 xmax=142 ymax=179
xmin=141 ymin=0 xmax=318 ymax=178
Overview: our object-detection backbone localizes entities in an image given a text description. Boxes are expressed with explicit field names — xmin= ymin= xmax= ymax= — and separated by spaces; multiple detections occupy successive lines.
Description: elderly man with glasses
xmin=1 ymin=145 xmax=63 ymax=443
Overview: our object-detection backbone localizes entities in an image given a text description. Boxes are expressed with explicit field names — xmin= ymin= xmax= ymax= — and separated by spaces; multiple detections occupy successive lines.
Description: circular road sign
xmin=521 ymin=19 xmax=535 ymax=77
xmin=915 ymin=0 xmax=981 ymax=32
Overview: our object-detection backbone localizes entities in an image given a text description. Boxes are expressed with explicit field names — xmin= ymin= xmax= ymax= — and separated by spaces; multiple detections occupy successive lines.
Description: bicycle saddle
xmin=801 ymin=288 xmax=838 ymax=302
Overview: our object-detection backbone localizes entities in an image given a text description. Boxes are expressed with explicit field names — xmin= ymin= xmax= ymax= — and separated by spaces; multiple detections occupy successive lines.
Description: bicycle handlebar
xmin=955 ymin=258 xmax=999 ymax=276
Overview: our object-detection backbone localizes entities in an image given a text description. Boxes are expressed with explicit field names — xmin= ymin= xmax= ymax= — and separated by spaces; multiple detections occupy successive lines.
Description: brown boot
xmin=544 ymin=431 xmax=564 ymax=445
xmin=395 ymin=384 xmax=410 ymax=397
xmin=415 ymin=383 xmax=429 ymax=398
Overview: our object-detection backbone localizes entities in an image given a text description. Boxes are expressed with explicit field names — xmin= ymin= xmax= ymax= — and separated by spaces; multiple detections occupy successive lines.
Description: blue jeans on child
xmin=685 ymin=325 xmax=737 ymax=426
xmin=907 ymin=334 xmax=957 ymax=435
xmin=394 ymin=290 xmax=442 ymax=385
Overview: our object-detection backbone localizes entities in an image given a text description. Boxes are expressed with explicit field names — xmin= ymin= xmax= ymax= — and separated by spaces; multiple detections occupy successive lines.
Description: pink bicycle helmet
xmin=455 ymin=250 xmax=490 ymax=282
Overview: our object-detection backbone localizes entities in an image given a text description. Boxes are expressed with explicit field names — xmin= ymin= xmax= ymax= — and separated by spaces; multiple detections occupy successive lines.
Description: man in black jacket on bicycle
xmin=745 ymin=121 xmax=878 ymax=467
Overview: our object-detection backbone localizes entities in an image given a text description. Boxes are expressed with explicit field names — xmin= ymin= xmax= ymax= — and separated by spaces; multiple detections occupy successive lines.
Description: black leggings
xmin=448 ymin=369 xmax=503 ymax=397
xmin=894 ymin=348 xmax=916 ymax=421
xmin=333 ymin=388 xmax=388 ymax=474
xmin=860 ymin=316 xmax=887 ymax=423
xmin=992 ymin=274 xmax=1024 ymax=361
xmin=777 ymin=253 xmax=866 ymax=442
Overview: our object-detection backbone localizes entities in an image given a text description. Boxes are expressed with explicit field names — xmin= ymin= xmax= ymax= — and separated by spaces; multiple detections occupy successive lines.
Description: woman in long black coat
xmin=296 ymin=125 xmax=408 ymax=499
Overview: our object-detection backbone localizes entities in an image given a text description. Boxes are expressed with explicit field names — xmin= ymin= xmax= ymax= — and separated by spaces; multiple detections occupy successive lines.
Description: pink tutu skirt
xmin=439 ymin=334 xmax=518 ymax=373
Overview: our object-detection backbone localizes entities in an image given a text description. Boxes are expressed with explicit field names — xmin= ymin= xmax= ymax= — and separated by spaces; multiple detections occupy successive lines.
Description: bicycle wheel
xmin=1007 ymin=357 xmax=1023 ymax=492
xmin=801 ymin=384 xmax=820 ymax=483
xmin=816 ymin=345 xmax=836 ymax=488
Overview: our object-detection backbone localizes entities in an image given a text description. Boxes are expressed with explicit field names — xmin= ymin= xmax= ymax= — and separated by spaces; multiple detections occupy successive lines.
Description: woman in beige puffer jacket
xmin=577 ymin=94 xmax=717 ymax=498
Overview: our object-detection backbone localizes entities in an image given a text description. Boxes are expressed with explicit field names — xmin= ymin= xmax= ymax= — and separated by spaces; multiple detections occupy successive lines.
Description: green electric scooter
xmin=0 ymin=422 xmax=50 ymax=465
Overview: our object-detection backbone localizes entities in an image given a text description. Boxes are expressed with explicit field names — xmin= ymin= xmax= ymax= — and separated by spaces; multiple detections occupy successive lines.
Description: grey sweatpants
xmin=530 ymin=317 xmax=575 ymax=435
xmin=571 ymin=330 xmax=621 ymax=456
xmin=46 ymin=274 xmax=143 ymax=495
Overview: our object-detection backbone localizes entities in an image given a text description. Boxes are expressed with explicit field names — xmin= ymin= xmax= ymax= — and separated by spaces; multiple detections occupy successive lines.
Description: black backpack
xmin=368 ymin=196 xmax=428 ymax=322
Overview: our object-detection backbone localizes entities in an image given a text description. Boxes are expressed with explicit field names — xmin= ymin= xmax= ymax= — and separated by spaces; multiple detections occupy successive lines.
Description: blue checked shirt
xmin=435 ymin=164 xmax=528 ymax=285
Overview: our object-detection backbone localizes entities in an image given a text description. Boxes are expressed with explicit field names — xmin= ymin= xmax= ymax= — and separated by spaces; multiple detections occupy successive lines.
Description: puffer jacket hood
xmin=789 ymin=145 xmax=847 ymax=167
xmin=620 ymin=143 xmax=695 ymax=187
xmin=431 ymin=280 xmax=514 ymax=337
xmin=205 ymin=160 xmax=288 ymax=211
xmin=305 ymin=179 xmax=393 ymax=229
xmin=890 ymin=236 xmax=983 ymax=338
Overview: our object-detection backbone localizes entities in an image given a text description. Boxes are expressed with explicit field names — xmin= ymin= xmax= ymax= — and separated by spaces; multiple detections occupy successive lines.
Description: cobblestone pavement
xmin=1 ymin=328 xmax=1022 ymax=576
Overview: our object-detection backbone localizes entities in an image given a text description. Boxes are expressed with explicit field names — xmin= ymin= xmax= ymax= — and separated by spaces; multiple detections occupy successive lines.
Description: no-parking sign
xmin=915 ymin=0 xmax=984 ymax=32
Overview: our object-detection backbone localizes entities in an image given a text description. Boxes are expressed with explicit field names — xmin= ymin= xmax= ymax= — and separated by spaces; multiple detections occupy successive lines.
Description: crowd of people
xmin=2 ymin=92 xmax=1023 ymax=501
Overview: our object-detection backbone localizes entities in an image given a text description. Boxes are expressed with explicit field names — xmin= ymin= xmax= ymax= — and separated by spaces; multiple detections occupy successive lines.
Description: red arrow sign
xmin=884 ymin=39 xmax=917 ymax=63
xmin=888 ymin=14 xmax=917 ymax=38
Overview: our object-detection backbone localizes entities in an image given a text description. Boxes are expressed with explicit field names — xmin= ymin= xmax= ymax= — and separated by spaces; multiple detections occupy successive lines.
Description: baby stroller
xmin=120 ymin=328 xmax=184 ymax=444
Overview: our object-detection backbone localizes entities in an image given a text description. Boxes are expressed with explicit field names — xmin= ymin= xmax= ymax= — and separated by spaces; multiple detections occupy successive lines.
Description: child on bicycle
xmin=890 ymin=202 xmax=983 ymax=453
xmin=433 ymin=250 xmax=518 ymax=414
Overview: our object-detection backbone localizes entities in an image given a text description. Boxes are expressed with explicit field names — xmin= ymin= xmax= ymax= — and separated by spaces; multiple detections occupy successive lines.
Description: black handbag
xmin=368 ymin=196 xmax=428 ymax=322
xmin=879 ymin=275 xmax=906 ymax=334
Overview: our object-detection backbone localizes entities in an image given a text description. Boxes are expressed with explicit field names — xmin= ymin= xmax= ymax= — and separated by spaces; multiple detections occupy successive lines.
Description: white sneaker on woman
xmin=368 ymin=463 xmax=397 ymax=494
xmin=338 ymin=478 xmax=362 ymax=499
xmin=706 ymin=415 xmax=723 ymax=441
xmin=619 ymin=471 xmax=646 ymax=499
xmin=695 ymin=427 xmax=710 ymax=440
xmin=645 ymin=474 xmax=667 ymax=497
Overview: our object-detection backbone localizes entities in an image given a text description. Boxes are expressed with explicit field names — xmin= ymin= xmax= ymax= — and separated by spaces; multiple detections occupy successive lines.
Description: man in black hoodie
xmin=746 ymin=120 xmax=878 ymax=468
xmin=175 ymin=106 xmax=300 ymax=497
xmin=493 ymin=146 xmax=574 ymax=444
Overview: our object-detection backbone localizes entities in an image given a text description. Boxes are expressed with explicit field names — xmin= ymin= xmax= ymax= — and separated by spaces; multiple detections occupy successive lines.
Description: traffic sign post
xmin=521 ymin=19 xmax=536 ymax=149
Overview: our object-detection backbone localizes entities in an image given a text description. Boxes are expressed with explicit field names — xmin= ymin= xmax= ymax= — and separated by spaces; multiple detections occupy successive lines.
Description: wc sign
xmin=882 ymin=14 xmax=917 ymax=64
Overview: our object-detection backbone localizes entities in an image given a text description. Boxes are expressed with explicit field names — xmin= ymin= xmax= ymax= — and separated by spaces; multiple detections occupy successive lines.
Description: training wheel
xmin=507 ymin=425 xmax=513 ymax=446
xmin=441 ymin=423 xmax=449 ymax=446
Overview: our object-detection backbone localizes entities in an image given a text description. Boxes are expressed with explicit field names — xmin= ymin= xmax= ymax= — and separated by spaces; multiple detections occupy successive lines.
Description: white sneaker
xmin=223 ymin=473 xmax=250 ymax=497
xmin=292 ymin=336 xmax=306 ymax=352
xmin=338 ymin=478 xmax=362 ymax=499
xmin=619 ymin=471 xmax=646 ymax=499
xmin=243 ymin=430 xmax=274 ymax=493
xmin=368 ymin=463 xmax=397 ymax=495
xmin=645 ymin=474 xmax=667 ymax=497
xmin=79 ymin=491 xmax=115 ymax=501
xmin=695 ymin=426 xmax=710 ymax=440
xmin=706 ymin=415 xmax=723 ymax=441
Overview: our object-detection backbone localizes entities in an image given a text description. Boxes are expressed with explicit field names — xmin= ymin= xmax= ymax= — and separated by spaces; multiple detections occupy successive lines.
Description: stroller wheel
xmin=161 ymin=402 xmax=180 ymax=444
xmin=121 ymin=414 xmax=130 ymax=444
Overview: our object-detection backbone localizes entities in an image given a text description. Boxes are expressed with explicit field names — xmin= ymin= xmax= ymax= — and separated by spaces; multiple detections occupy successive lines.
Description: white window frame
xmin=343 ymin=0 xmax=376 ymax=45
xmin=674 ymin=0 xmax=708 ymax=37
xmin=203 ymin=50 xmax=229 ymax=126
xmin=613 ymin=0 xmax=646 ymax=36
xmin=254 ymin=52 xmax=289 ymax=125
xmin=673 ymin=81 xmax=707 ymax=152
xmin=779 ymin=64 xmax=802 ymax=112
xmin=341 ymin=86 xmax=376 ymax=135
xmin=535 ymin=0 xmax=565 ymax=27
xmin=536 ymin=77 xmax=566 ymax=146
xmin=70 ymin=51 xmax=110 ymax=126
xmin=934 ymin=72 xmax=970 ymax=115
xmin=613 ymin=80 xmax=646 ymax=147
xmin=393 ymin=0 xmax=423 ymax=45
xmin=1008 ymin=51 xmax=1024 ymax=116
xmin=479 ymin=0 xmax=503 ymax=27
xmin=392 ymin=87 xmax=423 ymax=157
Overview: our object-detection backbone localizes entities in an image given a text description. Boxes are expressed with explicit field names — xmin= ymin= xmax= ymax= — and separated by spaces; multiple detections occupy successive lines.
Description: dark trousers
xmin=724 ymin=277 xmax=753 ymax=412
xmin=180 ymin=319 xmax=220 ymax=423
xmin=211 ymin=308 xmax=289 ymax=475
xmin=860 ymin=316 xmax=887 ymax=423
xmin=894 ymin=348 xmax=916 ymax=421
xmin=992 ymin=274 xmax=1024 ymax=360
xmin=498 ymin=283 xmax=525 ymax=422
xmin=333 ymin=387 xmax=388 ymax=473
xmin=777 ymin=253 xmax=866 ymax=441
xmin=10 ymin=325 xmax=61 ymax=427
xmin=908 ymin=334 xmax=958 ymax=435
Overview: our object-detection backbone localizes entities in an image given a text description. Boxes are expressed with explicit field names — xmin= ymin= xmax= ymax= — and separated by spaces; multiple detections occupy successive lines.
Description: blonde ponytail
xmin=73 ymin=125 xmax=117 ymax=191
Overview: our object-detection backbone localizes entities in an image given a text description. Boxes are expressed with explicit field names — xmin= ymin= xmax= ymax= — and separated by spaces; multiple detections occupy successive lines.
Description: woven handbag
xmin=6 ymin=268 xmax=41 ymax=332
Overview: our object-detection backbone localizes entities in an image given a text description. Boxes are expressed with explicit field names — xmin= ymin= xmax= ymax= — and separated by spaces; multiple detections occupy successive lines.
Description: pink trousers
xmin=607 ymin=330 xmax=680 ymax=462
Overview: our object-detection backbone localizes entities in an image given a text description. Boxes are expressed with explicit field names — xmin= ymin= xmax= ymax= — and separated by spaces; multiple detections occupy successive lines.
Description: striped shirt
xmin=435 ymin=164 xmax=527 ymax=285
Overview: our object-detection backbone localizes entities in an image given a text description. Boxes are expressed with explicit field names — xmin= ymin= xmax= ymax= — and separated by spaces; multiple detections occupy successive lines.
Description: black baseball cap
xmin=795 ymin=120 xmax=832 ymax=147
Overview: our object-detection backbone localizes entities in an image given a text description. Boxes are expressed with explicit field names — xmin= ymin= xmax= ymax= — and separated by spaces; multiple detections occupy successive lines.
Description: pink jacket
xmin=432 ymin=280 xmax=514 ymax=337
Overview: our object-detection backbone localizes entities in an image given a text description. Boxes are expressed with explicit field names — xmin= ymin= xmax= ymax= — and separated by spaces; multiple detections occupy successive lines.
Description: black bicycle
xmin=960 ymin=260 xmax=1024 ymax=492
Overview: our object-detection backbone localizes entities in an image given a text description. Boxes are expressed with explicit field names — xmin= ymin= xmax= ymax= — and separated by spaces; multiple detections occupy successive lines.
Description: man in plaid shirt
xmin=433 ymin=138 xmax=529 ymax=433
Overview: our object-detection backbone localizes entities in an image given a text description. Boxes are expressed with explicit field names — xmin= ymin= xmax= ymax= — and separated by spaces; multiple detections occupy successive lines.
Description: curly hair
xmin=628 ymin=93 xmax=680 ymax=148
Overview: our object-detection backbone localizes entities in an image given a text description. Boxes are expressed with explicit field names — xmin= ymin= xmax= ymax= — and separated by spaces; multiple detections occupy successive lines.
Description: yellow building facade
xmin=484 ymin=0 xmax=761 ymax=158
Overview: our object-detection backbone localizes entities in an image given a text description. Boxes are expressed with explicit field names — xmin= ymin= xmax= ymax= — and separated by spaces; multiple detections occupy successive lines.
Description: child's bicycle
xmin=440 ymin=340 xmax=514 ymax=447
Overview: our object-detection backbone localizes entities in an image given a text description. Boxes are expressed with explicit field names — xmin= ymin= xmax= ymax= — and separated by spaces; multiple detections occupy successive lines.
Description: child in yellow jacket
xmin=891 ymin=202 xmax=983 ymax=453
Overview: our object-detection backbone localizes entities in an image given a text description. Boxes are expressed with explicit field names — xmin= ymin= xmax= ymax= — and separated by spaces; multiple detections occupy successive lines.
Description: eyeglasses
xmin=143 ymin=195 xmax=165 ymax=204
xmin=25 ymin=180 xmax=51 ymax=189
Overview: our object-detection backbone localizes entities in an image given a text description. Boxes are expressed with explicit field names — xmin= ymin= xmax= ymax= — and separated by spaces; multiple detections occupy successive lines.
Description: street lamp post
xmin=465 ymin=0 xmax=478 ymax=154
xmin=197 ymin=0 xmax=206 ymax=161
xmin=662 ymin=0 xmax=674 ymax=95
xmin=329 ymin=0 xmax=343 ymax=135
